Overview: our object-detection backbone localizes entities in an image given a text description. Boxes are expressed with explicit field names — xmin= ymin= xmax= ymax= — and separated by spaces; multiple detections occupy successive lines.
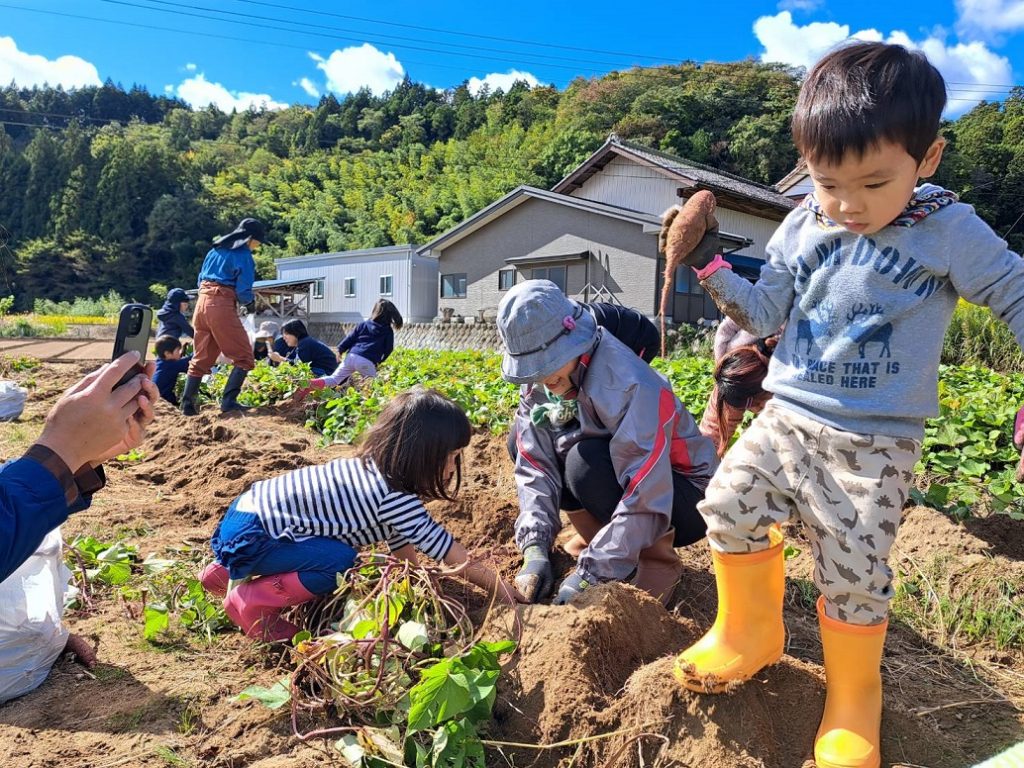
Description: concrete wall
xmin=435 ymin=196 xmax=660 ymax=317
xmin=310 ymin=320 xmax=502 ymax=352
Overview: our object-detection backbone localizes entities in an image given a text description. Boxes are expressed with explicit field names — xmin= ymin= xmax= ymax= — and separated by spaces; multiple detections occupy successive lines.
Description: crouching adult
xmin=499 ymin=280 xmax=719 ymax=606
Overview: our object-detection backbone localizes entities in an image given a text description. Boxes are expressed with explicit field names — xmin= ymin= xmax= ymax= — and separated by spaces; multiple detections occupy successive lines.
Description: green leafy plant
xmin=236 ymin=555 xmax=517 ymax=768
xmin=66 ymin=535 xmax=139 ymax=589
xmin=208 ymin=359 xmax=313 ymax=407
xmin=916 ymin=365 xmax=1024 ymax=518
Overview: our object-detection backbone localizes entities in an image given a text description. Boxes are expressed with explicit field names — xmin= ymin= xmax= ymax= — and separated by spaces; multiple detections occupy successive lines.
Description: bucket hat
xmin=254 ymin=320 xmax=280 ymax=340
xmin=497 ymin=280 xmax=597 ymax=384
xmin=213 ymin=218 xmax=268 ymax=251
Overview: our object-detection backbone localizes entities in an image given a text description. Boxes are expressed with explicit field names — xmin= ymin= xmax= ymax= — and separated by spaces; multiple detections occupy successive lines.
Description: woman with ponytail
xmin=699 ymin=318 xmax=780 ymax=457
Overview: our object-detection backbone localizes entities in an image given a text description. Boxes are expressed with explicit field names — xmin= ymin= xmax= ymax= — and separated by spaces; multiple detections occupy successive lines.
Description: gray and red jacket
xmin=512 ymin=329 xmax=719 ymax=582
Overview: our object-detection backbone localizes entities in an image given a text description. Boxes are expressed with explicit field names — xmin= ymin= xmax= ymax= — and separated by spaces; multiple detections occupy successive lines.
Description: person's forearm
xmin=0 ymin=455 xmax=78 ymax=582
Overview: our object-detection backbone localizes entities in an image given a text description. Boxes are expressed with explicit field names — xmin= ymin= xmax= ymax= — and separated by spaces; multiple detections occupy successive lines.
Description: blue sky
xmin=2 ymin=0 xmax=1024 ymax=117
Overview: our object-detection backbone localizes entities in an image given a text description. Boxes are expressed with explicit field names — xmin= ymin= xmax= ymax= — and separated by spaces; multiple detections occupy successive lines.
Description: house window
xmin=312 ymin=279 xmax=325 ymax=299
xmin=440 ymin=273 xmax=467 ymax=298
xmin=530 ymin=265 xmax=567 ymax=293
xmin=379 ymin=274 xmax=393 ymax=296
xmin=674 ymin=268 xmax=703 ymax=296
xmin=344 ymin=277 xmax=356 ymax=297
xmin=498 ymin=268 xmax=516 ymax=291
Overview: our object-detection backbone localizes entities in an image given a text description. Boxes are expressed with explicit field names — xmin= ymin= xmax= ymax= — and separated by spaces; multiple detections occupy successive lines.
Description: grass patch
xmin=153 ymin=746 xmax=191 ymax=768
xmin=892 ymin=554 xmax=1024 ymax=653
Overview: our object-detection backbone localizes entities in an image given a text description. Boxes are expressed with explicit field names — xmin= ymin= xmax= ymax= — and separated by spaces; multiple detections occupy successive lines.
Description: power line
xmin=90 ymin=0 xmax=1024 ymax=94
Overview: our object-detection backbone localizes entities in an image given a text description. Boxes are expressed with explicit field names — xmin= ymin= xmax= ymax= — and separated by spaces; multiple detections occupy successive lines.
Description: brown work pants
xmin=187 ymin=282 xmax=255 ymax=377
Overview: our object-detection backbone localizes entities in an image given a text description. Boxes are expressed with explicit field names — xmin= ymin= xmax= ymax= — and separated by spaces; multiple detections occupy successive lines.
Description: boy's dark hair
xmin=358 ymin=386 xmax=471 ymax=502
xmin=281 ymin=319 xmax=309 ymax=340
xmin=154 ymin=334 xmax=182 ymax=358
xmin=792 ymin=41 xmax=946 ymax=165
xmin=370 ymin=298 xmax=404 ymax=329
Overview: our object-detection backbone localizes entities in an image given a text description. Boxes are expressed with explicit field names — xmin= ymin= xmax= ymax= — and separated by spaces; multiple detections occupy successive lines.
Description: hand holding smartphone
xmin=112 ymin=304 xmax=154 ymax=388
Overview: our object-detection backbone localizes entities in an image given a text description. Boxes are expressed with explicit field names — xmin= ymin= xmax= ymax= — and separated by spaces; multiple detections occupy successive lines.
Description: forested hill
xmin=0 ymin=65 xmax=1020 ymax=307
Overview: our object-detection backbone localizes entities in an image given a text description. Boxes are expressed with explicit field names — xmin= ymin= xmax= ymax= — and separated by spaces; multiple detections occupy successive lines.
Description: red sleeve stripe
xmin=623 ymin=387 xmax=675 ymax=500
xmin=516 ymin=428 xmax=545 ymax=473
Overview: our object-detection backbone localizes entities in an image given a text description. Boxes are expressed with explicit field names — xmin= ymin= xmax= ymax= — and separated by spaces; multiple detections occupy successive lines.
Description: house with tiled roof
xmin=420 ymin=134 xmax=797 ymax=325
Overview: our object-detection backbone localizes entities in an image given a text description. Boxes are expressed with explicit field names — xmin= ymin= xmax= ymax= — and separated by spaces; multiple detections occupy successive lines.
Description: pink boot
xmin=292 ymin=378 xmax=326 ymax=402
xmin=223 ymin=572 xmax=315 ymax=642
xmin=199 ymin=562 xmax=230 ymax=597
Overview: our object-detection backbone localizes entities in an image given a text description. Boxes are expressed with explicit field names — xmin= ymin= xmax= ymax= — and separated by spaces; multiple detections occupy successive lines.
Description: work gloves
xmin=552 ymin=569 xmax=591 ymax=605
xmin=243 ymin=300 xmax=257 ymax=315
xmin=514 ymin=544 xmax=553 ymax=603
xmin=659 ymin=205 xmax=721 ymax=271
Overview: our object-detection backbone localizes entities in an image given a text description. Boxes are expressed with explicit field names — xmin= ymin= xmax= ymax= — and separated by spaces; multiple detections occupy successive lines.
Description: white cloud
xmin=294 ymin=77 xmax=320 ymax=98
xmin=310 ymin=44 xmax=404 ymax=96
xmin=185 ymin=62 xmax=197 ymax=72
xmin=0 ymin=36 xmax=100 ymax=89
xmin=173 ymin=73 xmax=288 ymax=111
xmin=955 ymin=0 xmax=1024 ymax=39
xmin=778 ymin=0 xmax=823 ymax=11
xmin=753 ymin=11 xmax=1012 ymax=115
xmin=466 ymin=69 xmax=540 ymax=95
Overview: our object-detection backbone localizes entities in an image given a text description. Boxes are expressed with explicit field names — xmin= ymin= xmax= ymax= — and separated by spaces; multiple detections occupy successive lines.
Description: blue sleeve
xmin=381 ymin=328 xmax=394 ymax=362
xmin=338 ymin=323 xmax=363 ymax=353
xmin=0 ymin=459 xmax=75 ymax=583
xmin=175 ymin=357 xmax=192 ymax=375
xmin=182 ymin=316 xmax=195 ymax=338
xmin=235 ymin=250 xmax=256 ymax=304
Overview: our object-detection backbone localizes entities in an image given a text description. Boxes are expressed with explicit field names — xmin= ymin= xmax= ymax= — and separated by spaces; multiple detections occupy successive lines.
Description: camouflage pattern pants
xmin=699 ymin=401 xmax=920 ymax=625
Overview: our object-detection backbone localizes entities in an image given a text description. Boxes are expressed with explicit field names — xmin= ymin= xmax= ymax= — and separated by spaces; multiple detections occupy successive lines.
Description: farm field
xmin=0 ymin=358 xmax=1022 ymax=768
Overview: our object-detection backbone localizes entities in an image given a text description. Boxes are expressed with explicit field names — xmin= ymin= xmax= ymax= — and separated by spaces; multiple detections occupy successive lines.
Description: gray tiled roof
xmin=613 ymin=138 xmax=796 ymax=211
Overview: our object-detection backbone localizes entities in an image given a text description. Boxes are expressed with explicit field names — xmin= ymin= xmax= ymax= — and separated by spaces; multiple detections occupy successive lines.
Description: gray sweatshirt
xmin=702 ymin=184 xmax=1024 ymax=440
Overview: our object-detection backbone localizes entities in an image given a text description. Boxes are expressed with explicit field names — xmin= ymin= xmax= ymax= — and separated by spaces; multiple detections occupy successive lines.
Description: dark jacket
xmin=287 ymin=336 xmax=337 ymax=376
xmin=156 ymin=288 xmax=195 ymax=339
xmin=153 ymin=355 xmax=192 ymax=406
xmin=585 ymin=303 xmax=661 ymax=363
xmin=338 ymin=320 xmax=395 ymax=366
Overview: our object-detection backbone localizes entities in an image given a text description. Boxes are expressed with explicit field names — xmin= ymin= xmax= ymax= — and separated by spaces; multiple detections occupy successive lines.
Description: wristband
xmin=23 ymin=444 xmax=78 ymax=506
xmin=694 ymin=253 xmax=732 ymax=281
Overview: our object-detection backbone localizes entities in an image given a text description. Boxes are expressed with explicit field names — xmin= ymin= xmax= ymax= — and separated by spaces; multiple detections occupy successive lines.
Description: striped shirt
xmin=234 ymin=457 xmax=454 ymax=561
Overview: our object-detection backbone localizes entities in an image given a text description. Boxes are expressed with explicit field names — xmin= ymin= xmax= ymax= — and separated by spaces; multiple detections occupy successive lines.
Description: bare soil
xmin=0 ymin=363 xmax=1021 ymax=767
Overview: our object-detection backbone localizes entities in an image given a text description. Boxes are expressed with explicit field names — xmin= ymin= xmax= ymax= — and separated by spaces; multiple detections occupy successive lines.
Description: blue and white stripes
xmin=236 ymin=457 xmax=453 ymax=562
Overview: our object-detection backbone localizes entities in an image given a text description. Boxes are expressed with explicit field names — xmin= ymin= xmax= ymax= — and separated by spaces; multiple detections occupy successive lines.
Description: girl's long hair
xmin=357 ymin=386 xmax=471 ymax=501
xmin=712 ymin=336 xmax=777 ymax=451
xmin=370 ymin=299 xmax=404 ymax=329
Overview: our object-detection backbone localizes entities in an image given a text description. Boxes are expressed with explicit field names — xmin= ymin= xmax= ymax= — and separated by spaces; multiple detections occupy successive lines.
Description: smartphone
xmin=112 ymin=303 xmax=153 ymax=388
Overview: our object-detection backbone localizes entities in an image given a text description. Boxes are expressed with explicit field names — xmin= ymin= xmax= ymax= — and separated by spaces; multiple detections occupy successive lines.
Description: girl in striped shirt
xmin=199 ymin=387 xmax=523 ymax=641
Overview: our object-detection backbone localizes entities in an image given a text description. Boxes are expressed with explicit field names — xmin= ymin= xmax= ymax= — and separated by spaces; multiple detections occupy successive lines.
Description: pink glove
xmin=291 ymin=378 xmax=326 ymax=403
xmin=1014 ymin=405 xmax=1024 ymax=449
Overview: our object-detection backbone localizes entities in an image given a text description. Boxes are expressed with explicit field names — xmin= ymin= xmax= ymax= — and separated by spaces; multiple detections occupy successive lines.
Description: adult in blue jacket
xmin=181 ymin=218 xmax=266 ymax=416
xmin=1 ymin=353 xmax=157 ymax=583
xmin=155 ymin=287 xmax=195 ymax=340
xmin=269 ymin=319 xmax=338 ymax=376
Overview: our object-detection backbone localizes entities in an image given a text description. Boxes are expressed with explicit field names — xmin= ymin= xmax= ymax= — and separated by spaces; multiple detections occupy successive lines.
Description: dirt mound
xmin=125 ymin=399 xmax=322 ymax=525
xmin=491 ymin=585 xmax=697 ymax=746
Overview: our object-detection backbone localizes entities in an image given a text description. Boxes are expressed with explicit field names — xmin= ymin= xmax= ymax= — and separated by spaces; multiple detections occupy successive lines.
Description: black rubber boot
xmin=220 ymin=367 xmax=251 ymax=413
xmin=180 ymin=375 xmax=202 ymax=417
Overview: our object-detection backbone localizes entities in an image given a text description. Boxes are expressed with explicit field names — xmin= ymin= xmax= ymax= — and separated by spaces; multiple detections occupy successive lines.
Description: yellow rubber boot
xmin=815 ymin=596 xmax=887 ymax=768
xmin=673 ymin=528 xmax=784 ymax=693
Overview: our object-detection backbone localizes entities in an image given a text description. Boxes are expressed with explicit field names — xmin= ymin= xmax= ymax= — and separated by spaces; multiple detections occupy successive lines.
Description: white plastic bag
xmin=0 ymin=380 xmax=27 ymax=422
xmin=0 ymin=528 xmax=71 ymax=703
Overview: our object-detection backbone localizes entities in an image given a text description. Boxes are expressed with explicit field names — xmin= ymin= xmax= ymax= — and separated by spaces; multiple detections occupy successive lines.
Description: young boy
xmin=152 ymin=335 xmax=192 ymax=407
xmin=668 ymin=42 xmax=1024 ymax=768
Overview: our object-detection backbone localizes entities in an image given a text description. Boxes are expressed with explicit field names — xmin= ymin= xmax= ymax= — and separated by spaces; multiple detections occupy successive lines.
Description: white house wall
xmin=277 ymin=252 xmax=438 ymax=323
xmin=569 ymin=155 xmax=780 ymax=260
